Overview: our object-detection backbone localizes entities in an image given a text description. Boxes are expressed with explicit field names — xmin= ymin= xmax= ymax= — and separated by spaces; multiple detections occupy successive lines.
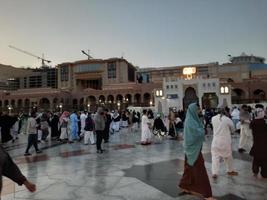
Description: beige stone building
xmin=0 ymin=53 xmax=267 ymax=112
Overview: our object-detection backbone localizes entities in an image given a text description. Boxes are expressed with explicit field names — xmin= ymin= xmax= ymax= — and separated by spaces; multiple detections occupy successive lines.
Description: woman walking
xmin=250 ymin=105 xmax=267 ymax=178
xmin=179 ymin=103 xmax=215 ymax=200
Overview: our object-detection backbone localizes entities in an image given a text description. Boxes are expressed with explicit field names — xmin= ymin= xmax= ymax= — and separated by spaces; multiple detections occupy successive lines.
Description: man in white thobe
xmin=211 ymin=107 xmax=238 ymax=179
xmin=80 ymin=111 xmax=87 ymax=137
xmin=141 ymin=109 xmax=152 ymax=145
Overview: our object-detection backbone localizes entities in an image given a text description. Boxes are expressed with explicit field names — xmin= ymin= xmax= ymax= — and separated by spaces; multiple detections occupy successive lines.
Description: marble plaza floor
xmin=1 ymin=129 xmax=267 ymax=200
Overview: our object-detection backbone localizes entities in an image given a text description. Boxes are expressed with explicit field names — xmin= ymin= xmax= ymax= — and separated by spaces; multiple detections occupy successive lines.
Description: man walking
xmin=94 ymin=107 xmax=105 ymax=153
xmin=211 ymin=107 xmax=238 ymax=179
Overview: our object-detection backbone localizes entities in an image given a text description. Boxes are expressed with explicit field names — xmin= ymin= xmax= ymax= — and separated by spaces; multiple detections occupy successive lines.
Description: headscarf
xmin=59 ymin=111 xmax=69 ymax=124
xmin=183 ymin=103 xmax=205 ymax=166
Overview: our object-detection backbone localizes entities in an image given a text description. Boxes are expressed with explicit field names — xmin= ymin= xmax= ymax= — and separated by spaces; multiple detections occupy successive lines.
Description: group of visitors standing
xmin=178 ymin=102 xmax=267 ymax=200
xmin=9 ymin=108 xmax=141 ymax=155
xmin=1 ymin=101 xmax=267 ymax=199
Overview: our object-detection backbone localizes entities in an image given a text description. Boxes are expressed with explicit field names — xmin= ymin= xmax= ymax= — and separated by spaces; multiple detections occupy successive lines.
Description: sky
xmin=0 ymin=0 xmax=267 ymax=68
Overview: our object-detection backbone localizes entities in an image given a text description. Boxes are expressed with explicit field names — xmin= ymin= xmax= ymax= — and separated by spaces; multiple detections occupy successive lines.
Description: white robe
xmin=211 ymin=114 xmax=235 ymax=158
xmin=80 ymin=113 xmax=87 ymax=134
xmin=141 ymin=115 xmax=152 ymax=142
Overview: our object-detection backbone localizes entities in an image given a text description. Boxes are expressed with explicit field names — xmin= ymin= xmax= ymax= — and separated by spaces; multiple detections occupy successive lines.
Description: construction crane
xmin=81 ymin=49 xmax=93 ymax=60
xmin=9 ymin=45 xmax=51 ymax=66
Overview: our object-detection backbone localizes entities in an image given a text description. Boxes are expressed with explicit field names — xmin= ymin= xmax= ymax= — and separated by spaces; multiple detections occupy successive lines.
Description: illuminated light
xmin=162 ymin=96 xmax=165 ymax=100
xmin=159 ymin=90 xmax=163 ymax=96
xmin=220 ymin=86 xmax=229 ymax=94
xmin=156 ymin=90 xmax=159 ymax=96
xmin=220 ymin=86 xmax=225 ymax=94
xmin=183 ymin=67 xmax=196 ymax=75
xmin=149 ymin=101 xmax=153 ymax=106
xmin=183 ymin=67 xmax=196 ymax=80
xmin=225 ymin=86 xmax=229 ymax=94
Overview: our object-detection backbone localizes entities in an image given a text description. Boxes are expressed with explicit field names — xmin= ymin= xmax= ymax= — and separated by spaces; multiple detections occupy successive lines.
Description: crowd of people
xmin=179 ymin=102 xmax=267 ymax=200
xmin=0 ymin=103 xmax=267 ymax=199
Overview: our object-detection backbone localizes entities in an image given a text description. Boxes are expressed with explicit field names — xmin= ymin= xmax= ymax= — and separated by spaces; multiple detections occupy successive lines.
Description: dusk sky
xmin=0 ymin=0 xmax=267 ymax=68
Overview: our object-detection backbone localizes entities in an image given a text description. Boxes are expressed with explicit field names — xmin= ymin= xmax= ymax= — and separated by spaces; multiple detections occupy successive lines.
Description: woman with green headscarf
xmin=179 ymin=103 xmax=214 ymax=200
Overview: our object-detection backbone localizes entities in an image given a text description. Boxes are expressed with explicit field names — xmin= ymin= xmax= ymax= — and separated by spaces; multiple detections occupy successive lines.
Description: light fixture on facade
xmin=155 ymin=89 xmax=163 ymax=97
xmin=220 ymin=86 xmax=229 ymax=94
xmin=183 ymin=67 xmax=196 ymax=80
xmin=7 ymin=105 xmax=12 ymax=114
xmin=149 ymin=101 xmax=153 ymax=106
xmin=59 ymin=104 xmax=63 ymax=112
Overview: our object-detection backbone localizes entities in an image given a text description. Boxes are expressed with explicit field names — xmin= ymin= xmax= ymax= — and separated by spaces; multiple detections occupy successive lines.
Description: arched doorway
xmin=79 ymin=98 xmax=84 ymax=110
xmin=106 ymin=95 xmax=114 ymax=110
xmin=253 ymin=89 xmax=265 ymax=103
xmin=183 ymin=87 xmax=199 ymax=109
xmin=232 ymin=88 xmax=245 ymax=104
xmin=143 ymin=93 xmax=151 ymax=106
xmin=99 ymin=95 xmax=105 ymax=104
xmin=17 ymin=99 xmax=23 ymax=110
xmin=202 ymin=93 xmax=218 ymax=108
xmin=53 ymin=98 xmax=59 ymax=109
xmin=39 ymin=98 xmax=50 ymax=110
xmin=24 ymin=99 xmax=30 ymax=109
xmin=72 ymin=99 xmax=78 ymax=110
xmin=134 ymin=93 xmax=141 ymax=106
xmin=116 ymin=94 xmax=123 ymax=102
xmin=11 ymin=99 xmax=15 ymax=107
xmin=125 ymin=94 xmax=132 ymax=105
xmin=4 ymin=100 xmax=9 ymax=107
xmin=107 ymin=95 xmax=114 ymax=104
xmin=87 ymin=96 xmax=97 ymax=111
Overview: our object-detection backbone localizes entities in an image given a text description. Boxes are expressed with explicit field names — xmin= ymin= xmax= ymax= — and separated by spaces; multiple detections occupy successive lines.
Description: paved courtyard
xmin=1 ymin=130 xmax=267 ymax=200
